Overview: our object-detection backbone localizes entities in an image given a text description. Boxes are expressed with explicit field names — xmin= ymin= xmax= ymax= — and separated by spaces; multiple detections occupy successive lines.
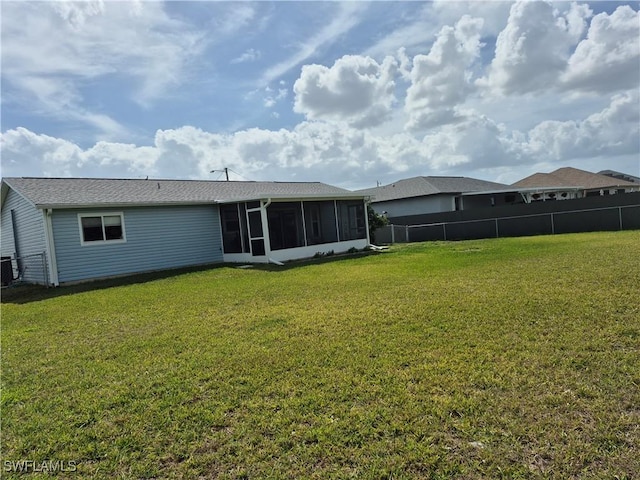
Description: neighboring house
xmin=1 ymin=177 xmax=370 ymax=286
xmin=598 ymin=170 xmax=640 ymax=185
xmin=358 ymin=176 xmax=512 ymax=222
xmin=512 ymin=167 xmax=639 ymax=202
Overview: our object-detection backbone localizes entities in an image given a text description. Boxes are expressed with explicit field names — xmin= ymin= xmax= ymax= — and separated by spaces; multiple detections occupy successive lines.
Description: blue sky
xmin=1 ymin=0 xmax=638 ymax=189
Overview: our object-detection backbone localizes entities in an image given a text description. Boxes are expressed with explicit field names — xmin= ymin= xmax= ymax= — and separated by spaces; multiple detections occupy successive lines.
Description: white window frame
xmin=78 ymin=212 xmax=127 ymax=246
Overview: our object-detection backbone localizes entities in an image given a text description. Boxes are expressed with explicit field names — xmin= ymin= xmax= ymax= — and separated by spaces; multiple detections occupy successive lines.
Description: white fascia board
xmin=216 ymin=193 xmax=370 ymax=204
xmin=35 ymin=201 xmax=217 ymax=210
xmin=460 ymin=186 xmax=584 ymax=196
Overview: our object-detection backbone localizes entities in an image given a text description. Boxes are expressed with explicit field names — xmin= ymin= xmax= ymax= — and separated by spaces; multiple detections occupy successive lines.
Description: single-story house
xmin=357 ymin=176 xmax=512 ymax=223
xmin=1 ymin=177 xmax=370 ymax=286
xmin=598 ymin=170 xmax=640 ymax=185
xmin=512 ymin=167 xmax=639 ymax=201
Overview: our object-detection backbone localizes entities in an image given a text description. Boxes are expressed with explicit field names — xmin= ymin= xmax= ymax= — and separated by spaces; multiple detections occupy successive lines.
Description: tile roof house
xmin=357 ymin=176 xmax=511 ymax=222
xmin=1 ymin=177 xmax=370 ymax=286
xmin=512 ymin=167 xmax=639 ymax=202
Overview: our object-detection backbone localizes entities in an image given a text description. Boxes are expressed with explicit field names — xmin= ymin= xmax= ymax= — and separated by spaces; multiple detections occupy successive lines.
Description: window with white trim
xmin=79 ymin=213 xmax=125 ymax=245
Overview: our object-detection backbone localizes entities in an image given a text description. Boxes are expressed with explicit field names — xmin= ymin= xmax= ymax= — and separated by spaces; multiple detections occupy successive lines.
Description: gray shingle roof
xmin=2 ymin=177 xmax=358 ymax=208
xmin=357 ymin=176 xmax=510 ymax=203
xmin=598 ymin=170 xmax=640 ymax=184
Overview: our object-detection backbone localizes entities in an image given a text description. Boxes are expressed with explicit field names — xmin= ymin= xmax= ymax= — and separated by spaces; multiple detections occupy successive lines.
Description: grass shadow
xmin=1 ymin=250 xmax=388 ymax=304
xmin=247 ymin=249 xmax=386 ymax=272
xmin=0 ymin=263 xmax=226 ymax=305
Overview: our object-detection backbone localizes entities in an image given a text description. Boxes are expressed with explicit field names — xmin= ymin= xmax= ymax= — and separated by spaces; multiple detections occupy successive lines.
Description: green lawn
xmin=1 ymin=231 xmax=639 ymax=479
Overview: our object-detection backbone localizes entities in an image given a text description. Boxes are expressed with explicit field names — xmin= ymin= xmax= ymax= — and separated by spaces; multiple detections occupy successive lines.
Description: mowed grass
xmin=1 ymin=231 xmax=639 ymax=479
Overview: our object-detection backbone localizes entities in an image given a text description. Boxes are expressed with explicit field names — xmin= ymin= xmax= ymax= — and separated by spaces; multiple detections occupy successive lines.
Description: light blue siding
xmin=0 ymin=189 xmax=48 ymax=284
xmin=52 ymin=205 xmax=223 ymax=283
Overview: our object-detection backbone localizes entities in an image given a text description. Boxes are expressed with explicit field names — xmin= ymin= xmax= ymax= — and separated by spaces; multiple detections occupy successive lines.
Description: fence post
xmin=550 ymin=213 xmax=555 ymax=235
xmin=619 ymin=207 xmax=623 ymax=230
xmin=391 ymin=225 xmax=395 ymax=244
xmin=42 ymin=252 xmax=49 ymax=288
xmin=442 ymin=223 xmax=447 ymax=241
xmin=495 ymin=218 xmax=499 ymax=238
xmin=405 ymin=225 xmax=409 ymax=242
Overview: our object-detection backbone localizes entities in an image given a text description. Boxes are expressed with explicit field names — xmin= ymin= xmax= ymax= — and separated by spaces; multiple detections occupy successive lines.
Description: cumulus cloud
xmin=421 ymin=114 xmax=522 ymax=170
xmin=525 ymin=89 xmax=640 ymax=160
xmin=0 ymin=127 xmax=157 ymax=178
xmin=404 ymin=15 xmax=484 ymax=131
xmin=293 ymin=55 xmax=398 ymax=128
xmin=3 ymin=83 xmax=638 ymax=190
xmin=0 ymin=117 xmax=518 ymax=188
xmin=432 ymin=0 xmax=512 ymax=37
xmin=561 ymin=5 xmax=640 ymax=93
xmin=0 ymin=124 xmax=423 ymax=187
xmin=0 ymin=128 xmax=82 ymax=177
xmin=478 ymin=1 xmax=592 ymax=95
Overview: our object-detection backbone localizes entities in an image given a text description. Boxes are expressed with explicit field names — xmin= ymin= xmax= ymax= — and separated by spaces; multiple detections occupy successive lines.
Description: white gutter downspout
xmin=42 ymin=208 xmax=59 ymax=286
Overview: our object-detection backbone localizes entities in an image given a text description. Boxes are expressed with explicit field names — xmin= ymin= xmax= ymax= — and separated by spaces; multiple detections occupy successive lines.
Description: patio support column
xmin=364 ymin=200 xmax=371 ymax=244
xmin=300 ymin=201 xmax=308 ymax=246
xmin=260 ymin=199 xmax=272 ymax=259
xmin=334 ymin=200 xmax=340 ymax=241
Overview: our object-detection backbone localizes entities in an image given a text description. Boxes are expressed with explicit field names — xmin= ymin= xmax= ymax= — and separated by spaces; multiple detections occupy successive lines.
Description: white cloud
xmin=432 ymin=0 xmax=512 ymax=37
xmin=212 ymin=3 xmax=257 ymax=36
xmin=231 ymin=48 xmax=261 ymax=64
xmin=293 ymin=55 xmax=398 ymax=128
xmin=478 ymin=1 xmax=592 ymax=95
xmin=561 ymin=5 xmax=640 ymax=93
xmin=2 ymin=1 xmax=639 ymax=190
xmin=0 ymin=128 xmax=82 ymax=177
xmin=364 ymin=4 xmax=440 ymax=59
xmin=421 ymin=114 xmax=522 ymax=171
xmin=0 ymin=127 xmax=157 ymax=178
xmin=3 ymin=83 xmax=639 ymax=190
xmin=404 ymin=15 xmax=484 ymax=131
xmin=263 ymin=87 xmax=288 ymax=108
xmin=396 ymin=47 xmax=412 ymax=81
xmin=260 ymin=2 xmax=368 ymax=85
xmin=525 ymin=89 xmax=640 ymax=161
xmin=1 ymin=1 xmax=205 ymax=138
xmin=51 ymin=0 xmax=107 ymax=29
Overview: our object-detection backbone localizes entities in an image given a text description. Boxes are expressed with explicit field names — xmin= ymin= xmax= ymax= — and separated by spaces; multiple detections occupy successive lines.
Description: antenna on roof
xmin=210 ymin=167 xmax=229 ymax=181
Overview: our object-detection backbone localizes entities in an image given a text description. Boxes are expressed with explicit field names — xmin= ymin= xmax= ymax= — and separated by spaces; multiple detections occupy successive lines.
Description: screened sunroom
xmin=219 ymin=196 xmax=370 ymax=263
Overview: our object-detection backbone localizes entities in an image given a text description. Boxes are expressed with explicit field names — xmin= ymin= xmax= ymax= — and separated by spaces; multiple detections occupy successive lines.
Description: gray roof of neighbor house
xmin=357 ymin=176 xmax=510 ymax=203
xmin=1 ymin=177 xmax=363 ymax=209
xmin=598 ymin=170 xmax=640 ymax=184
xmin=513 ymin=167 xmax=637 ymax=189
